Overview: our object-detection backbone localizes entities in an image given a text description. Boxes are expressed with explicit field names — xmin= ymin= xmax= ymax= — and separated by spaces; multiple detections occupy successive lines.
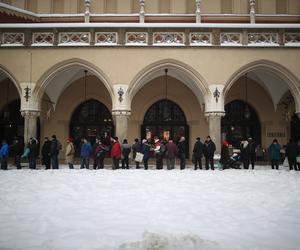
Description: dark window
xmin=291 ymin=114 xmax=300 ymax=142
xmin=221 ymin=100 xmax=261 ymax=148
xmin=142 ymin=99 xmax=189 ymax=157
xmin=69 ymin=99 xmax=114 ymax=155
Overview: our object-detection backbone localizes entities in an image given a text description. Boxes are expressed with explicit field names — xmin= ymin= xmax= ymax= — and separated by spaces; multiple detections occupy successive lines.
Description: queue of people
xmin=1 ymin=134 xmax=300 ymax=171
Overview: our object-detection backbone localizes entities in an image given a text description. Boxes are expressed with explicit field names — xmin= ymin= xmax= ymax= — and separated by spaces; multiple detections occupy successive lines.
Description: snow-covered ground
xmin=1 ymin=165 xmax=300 ymax=250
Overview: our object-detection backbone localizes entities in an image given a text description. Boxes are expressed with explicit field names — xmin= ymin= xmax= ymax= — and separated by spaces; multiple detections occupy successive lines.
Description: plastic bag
xmin=135 ymin=152 xmax=144 ymax=163
xmin=283 ymin=157 xmax=289 ymax=167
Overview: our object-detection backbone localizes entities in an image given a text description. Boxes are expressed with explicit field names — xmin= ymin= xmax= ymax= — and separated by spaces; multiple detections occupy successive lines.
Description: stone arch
xmin=128 ymin=59 xmax=210 ymax=109
xmin=0 ymin=64 xmax=22 ymax=98
xmin=223 ymin=59 xmax=300 ymax=113
xmin=34 ymin=58 xmax=114 ymax=107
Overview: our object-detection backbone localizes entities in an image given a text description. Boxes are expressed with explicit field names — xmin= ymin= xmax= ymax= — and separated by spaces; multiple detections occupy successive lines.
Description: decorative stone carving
xmin=153 ymin=32 xmax=185 ymax=45
xmin=284 ymin=33 xmax=300 ymax=46
xmin=220 ymin=33 xmax=242 ymax=46
xmin=84 ymin=0 xmax=91 ymax=23
xmin=2 ymin=33 xmax=24 ymax=46
xmin=248 ymin=33 xmax=278 ymax=46
xmin=126 ymin=32 xmax=148 ymax=45
xmin=139 ymin=0 xmax=145 ymax=23
xmin=190 ymin=32 xmax=211 ymax=45
xmin=249 ymin=0 xmax=256 ymax=24
xmin=195 ymin=0 xmax=201 ymax=23
xmin=32 ymin=32 xmax=54 ymax=45
xmin=111 ymin=110 xmax=131 ymax=116
xmin=59 ymin=32 xmax=90 ymax=45
xmin=20 ymin=110 xmax=40 ymax=119
xmin=95 ymin=32 xmax=117 ymax=45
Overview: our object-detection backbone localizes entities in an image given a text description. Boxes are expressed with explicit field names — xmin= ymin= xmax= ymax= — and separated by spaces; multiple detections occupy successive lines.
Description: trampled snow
xmin=1 ymin=165 xmax=300 ymax=250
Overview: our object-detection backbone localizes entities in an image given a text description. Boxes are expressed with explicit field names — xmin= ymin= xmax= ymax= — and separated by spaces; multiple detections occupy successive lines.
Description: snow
xmin=1 ymin=165 xmax=300 ymax=250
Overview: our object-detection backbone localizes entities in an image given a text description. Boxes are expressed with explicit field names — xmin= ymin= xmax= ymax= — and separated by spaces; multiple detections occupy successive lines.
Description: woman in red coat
xmin=111 ymin=137 xmax=121 ymax=170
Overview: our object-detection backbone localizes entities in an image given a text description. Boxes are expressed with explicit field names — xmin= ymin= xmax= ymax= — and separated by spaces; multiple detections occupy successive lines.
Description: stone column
xmin=112 ymin=110 xmax=131 ymax=142
xmin=139 ymin=0 xmax=145 ymax=23
xmin=84 ymin=0 xmax=91 ymax=23
xmin=21 ymin=110 xmax=40 ymax=143
xmin=195 ymin=0 xmax=201 ymax=23
xmin=204 ymin=84 xmax=225 ymax=154
xmin=249 ymin=0 xmax=256 ymax=24
xmin=112 ymin=84 xmax=131 ymax=142
xmin=205 ymin=112 xmax=224 ymax=154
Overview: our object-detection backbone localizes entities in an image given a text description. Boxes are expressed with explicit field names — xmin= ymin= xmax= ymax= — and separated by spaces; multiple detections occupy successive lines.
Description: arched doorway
xmin=221 ymin=100 xmax=261 ymax=148
xmin=69 ymin=99 xmax=114 ymax=155
xmin=0 ymin=99 xmax=24 ymax=144
xmin=291 ymin=114 xmax=300 ymax=142
xmin=141 ymin=99 xmax=189 ymax=157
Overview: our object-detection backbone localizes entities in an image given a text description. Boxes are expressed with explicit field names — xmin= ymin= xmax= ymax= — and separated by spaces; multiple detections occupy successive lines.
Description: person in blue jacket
xmin=0 ymin=140 xmax=9 ymax=170
xmin=141 ymin=139 xmax=151 ymax=170
xmin=80 ymin=138 xmax=93 ymax=169
xmin=267 ymin=139 xmax=281 ymax=170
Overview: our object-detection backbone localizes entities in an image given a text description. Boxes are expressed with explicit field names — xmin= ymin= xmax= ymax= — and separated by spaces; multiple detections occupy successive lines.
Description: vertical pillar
xmin=205 ymin=112 xmax=224 ymax=154
xmin=21 ymin=110 xmax=40 ymax=143
xmin=249 ymin=0 xmax=256 ymax=24
xmin=84 ymin=0 xmax=91 ymax=23
xmin=139 ymin=0 xmax=145 ymax=23
xmin=112 ymin=110 xmax=131 ymax=142
xmin=195 ymin=0 xmax=201 ymax=23
xmin=112 ymin=84 xmax=131 ymax=142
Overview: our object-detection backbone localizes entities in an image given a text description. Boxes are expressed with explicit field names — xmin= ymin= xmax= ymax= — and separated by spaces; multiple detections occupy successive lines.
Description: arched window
xmin=221 ymin=100 xmax=261 ymax=148
xmin=0 ymin=99 xmax=24 ymax=145
xmin=69 ymin=99 xmax=114 ymax=155
xmin=142 ymin=99 xmax=189 ymax=157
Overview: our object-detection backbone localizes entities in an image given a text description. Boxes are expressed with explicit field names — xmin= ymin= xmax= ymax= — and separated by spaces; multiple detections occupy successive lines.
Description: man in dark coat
xmin=286 ymin=139 xmax=298 ymax=171
xmin=121 ymin=139 xmax=131 ymax=169
xmin=248 ymin=138 xmax=256 ymax=169
xmin=132 ymin=138 xmax=142 ymax=169
xmin=50 ymin=135 xmax=60 ymax=169
xmin=193 ymin=137 xmax=204 ymax=170
xmin=240 ymin=140 xmax=251 ymax=169
xmin=41 ymin=137 xmax=51 ymax=170
xmin=28 ymin=138 xmax=38 ymax=169
xmin=13 ymin=137 xmax=24 ymax=169
xmin=203 ymin=136 xmax=216 ymax=170
xmin=165 ymin=139 xmax=178 ymax=170
xmin=178 ymin=136 xmax=186 ymax=170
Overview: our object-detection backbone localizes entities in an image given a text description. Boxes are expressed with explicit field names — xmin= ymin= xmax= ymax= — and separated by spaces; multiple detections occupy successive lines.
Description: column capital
xmin=112 ymin=84 xmax=130 ymax=113
xmin=20 ymin=109 xmax=40 ymax=119
xmin=204 ymin=84 xmax=225 ymax=114
xmin=111 ymin=110 xmax=131 ymax=116
xmin=204 ymin=111 xmax=225 ymax=117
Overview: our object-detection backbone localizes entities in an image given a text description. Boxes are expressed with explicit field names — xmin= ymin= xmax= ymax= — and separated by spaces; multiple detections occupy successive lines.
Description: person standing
xmin=268 ymin=139 xmax=281 ymax=170
xmin=178 ymin=136 xmax=186 ymax=170
xmin=111 ymin=137 xmax=121 ymax=170
xmin=154 ymin=136 xmax=164 ymax=170
xmin=219 ymin=141 xmax=230 ymax=169
xmin=0 ymin=140 xmax=9 ymax=170
xmin=141 ymin=139 xmax=150 ymax=170
xmin=28 ymin=138 xmax=38 ymax=170
xmin=248 ymin=138 xmax=256 ymax=170
xmin=204 ymin=136 xmax=216 ymax=170
xmin=297 ymin=140 xmax=300 ymax=171
xmin=165 ymin=139 xmax=177 ymax=170
xmin=41 ymin=137 xmax=51 ymax=170
xmin=193 ymin=137 xmax=204 ymax=170
xmin=13 ymin=137 xmax=24 ymax=169
xmin=95 ymin=138 xmax=108 ymax=169
xmin=50 ymin=135 xmax=60 ymax=169
xmin=286 ymin=138 xmax=298 ymax=171
xmin=132 ymin=138 xmax=142 ymax=169
xmin=80 ymin=138 xmax=93 ymax=169
xmin=121 ymin=139 xmax=131 ymax=169
xmin=65 ymin=137 xmax=75 ymax=169
xmin=240 ymin=139 xmax=250 ymax=169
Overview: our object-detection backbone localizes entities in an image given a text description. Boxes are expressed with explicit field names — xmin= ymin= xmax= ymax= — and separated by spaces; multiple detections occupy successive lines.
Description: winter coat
xmin=240 ymin=141 xmax=250 ymax=161
xmin=132 ymin=142 xmax=142 ymax=155
xmin=268 ymin=143 xmax=281 ymax=161
xmin=193 ymin=141 xmax=204 ymax=158
xmin=0 ymin=143 xmax=9 ymax=158
xmin=111 ymin=142 xmax=121 ymax=159
xmin=65 ymin=142 xmax=75 ymax=164
xmin=286 ymin=141 xmax=298 ymax=158
xmin=80 ymin=142 xmax=93 ymax=158
xmin=220 ymin=145 xmax=230 ymax=165
xmin=28 ymin=142 xmax=38 ymax=158
xmin=141 ymin=143 xmax=151 ymax=160
xmin=95 ymin=143 xmax=108 ymax=159
xmin=122 ymin=143 xmax=131 ymax=158
xmin=165 ymin=141 xmax=178 ymax=159
xmin=248 ymin=140 xmax=256 ymax=160
xmin=13 ymin=141 xmax=24 ymax=156
xmin=204 ymin=140 xmax=216 ymax=158
xmin=177 ymin=141 xmax=186 ymax=156
xmin=50 ymin=139 xmax=59 ymax=156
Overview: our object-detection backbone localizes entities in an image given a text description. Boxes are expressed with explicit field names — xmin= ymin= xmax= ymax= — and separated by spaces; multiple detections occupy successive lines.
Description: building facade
xmin=0 ymin=0 xmax=300 ymax=156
